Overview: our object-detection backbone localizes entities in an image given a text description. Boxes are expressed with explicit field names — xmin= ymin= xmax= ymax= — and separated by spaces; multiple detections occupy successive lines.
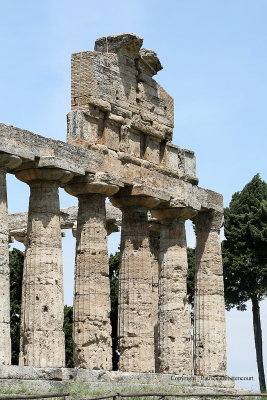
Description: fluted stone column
xmin=148 ymin=223 xmax=160 ymax=372
xmin=0 ymin=154 xmax=21 ymax=365
xmin=152 ymin=207 xmax=196 ymax=375
xmin=111 ymin=195 xmax=160 ymax=372
xmin=16 ymin=168 xmax=72 ymax=368
xmin=194 ymin=210 xmax=227 ymax=376
xmin=65 ymin=175 xmax=119 ymax=370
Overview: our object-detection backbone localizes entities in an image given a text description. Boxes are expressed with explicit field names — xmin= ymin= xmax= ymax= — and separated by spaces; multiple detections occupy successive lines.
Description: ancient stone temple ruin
xmin=0 ymin=34 xmax=227 ymax=382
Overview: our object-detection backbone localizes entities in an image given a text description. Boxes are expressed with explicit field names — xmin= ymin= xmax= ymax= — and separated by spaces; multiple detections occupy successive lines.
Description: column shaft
xmin=194 ymin=211 xmax=227 ymax=376
xmin=73 ymin=193 xmax=112 ymax=369
xmin=0 ymin=169 xmax=11 ymax=365
xmin=158 ymin=219 xmax=192 ymax=374
xmin=19 ymin=181 xmax=65 ymax=367
xmin=118 ymin=207 xmax=155 ymax=372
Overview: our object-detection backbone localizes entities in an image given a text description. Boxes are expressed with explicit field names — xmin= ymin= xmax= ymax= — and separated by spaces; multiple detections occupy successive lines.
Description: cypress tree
xmin=223 ymin=173 xmax=267 ymax=392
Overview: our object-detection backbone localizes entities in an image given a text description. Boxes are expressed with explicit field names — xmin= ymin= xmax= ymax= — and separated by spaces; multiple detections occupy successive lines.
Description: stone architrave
xmin=65 ymin=174 xmax=119 ymax=370
xmin=0 ymin=154 xmax=21 ymax=365
xmin=111 ymin=194 xmax=160 ymax=373
xmin=15 ymin=168 xmax=73 ymax=368
xmin=0 ymin=32 xmax=230 ymax=378
xmin=152 ymin=207 xmax=196 ymax=375
xmin=194 ymin=210 xmax=227 ymax=376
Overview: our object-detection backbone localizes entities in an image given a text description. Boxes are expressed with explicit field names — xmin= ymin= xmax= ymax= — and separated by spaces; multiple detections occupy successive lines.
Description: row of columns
xmin=0 ymin=163 xmax=227 ymax=376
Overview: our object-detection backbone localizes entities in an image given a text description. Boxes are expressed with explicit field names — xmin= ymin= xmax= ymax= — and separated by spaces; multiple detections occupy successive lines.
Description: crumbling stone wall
xmin=0 ymin=33 xmax=227 ymax=377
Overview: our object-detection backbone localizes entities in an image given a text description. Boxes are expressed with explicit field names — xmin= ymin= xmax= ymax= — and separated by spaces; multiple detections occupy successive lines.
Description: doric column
xmin=0 ymin=154 xmax=21 ymax=365
xmin=148 ymin=222 xmax=160 ymax=372
xmin=194 ymin=210 xmax=227 ymax=376
xmin=15 ymin=168 xmax=72 ymax=368
xmin=152 ymin=207 xmax=196 ymax=375
xmin=111 ymin=194 xmax=160 ymax=372
xmin=65 ymin=174 xmax=119 ymax=370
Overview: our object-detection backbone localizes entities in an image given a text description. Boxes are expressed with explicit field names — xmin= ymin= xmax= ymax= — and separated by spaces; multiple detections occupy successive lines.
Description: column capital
xmin=0 ymin=153 xmax=22 ymax=170
xmin=195 ymin=209 xmax=224 ymax=232
xmin=110 ymin=185 xmax=167 ymax=210
xmin=65 ymin=172 xmax=120 ymax=197
xmin=111 ymin=195 xmax=160 ymax=210
xmin=15 ymin=167 xmax=73 ymax=185
xmin=151 ymin=206 xmax=198 ymax=223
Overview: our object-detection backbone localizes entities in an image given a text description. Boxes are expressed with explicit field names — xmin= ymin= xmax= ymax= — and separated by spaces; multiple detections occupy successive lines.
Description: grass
xmin=0 ymin=380 xmax=262 ymax=400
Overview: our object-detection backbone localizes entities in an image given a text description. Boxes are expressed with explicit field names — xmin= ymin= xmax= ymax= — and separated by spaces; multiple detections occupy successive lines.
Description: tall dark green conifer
xmin=109 ymin=251 xmax=120 ymax=370
xmin=63 ymin=305 xmax=74 ymax=367
xmin=223 ymin=173 xmax=267 ymax=392
xmin=187 ymin=247 xmax=195 ymax=308
xmin=9 ymin=248 xmax=24 ymax=365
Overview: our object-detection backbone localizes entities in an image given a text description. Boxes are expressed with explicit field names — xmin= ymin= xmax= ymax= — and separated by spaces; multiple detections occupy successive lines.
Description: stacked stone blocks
xmin=0 ymin=33 xmax=227 ymax=378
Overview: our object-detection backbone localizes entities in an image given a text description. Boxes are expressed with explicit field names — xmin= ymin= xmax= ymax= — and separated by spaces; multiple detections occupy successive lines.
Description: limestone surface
xmin=0 ymin=169 xmax=11 ymax=365
xmin=0 ymin=365 xmax=237 ymax=394
xmin=0 ymin=32 xmax=228 ymax=378
xmin=0 ymin=122 xmax=222 ymax=215
xmin=194 ymin=210 xmax=227 ymax=376
xmin=16 ymin=169 xmax=71 ymax=368
xmin=72 ymin=193 xmax=113 ymax=370
xmin=152 ymin=209 xmax=194 ymax=375
xmin=111 ymin=194 xmax=158 ymax=372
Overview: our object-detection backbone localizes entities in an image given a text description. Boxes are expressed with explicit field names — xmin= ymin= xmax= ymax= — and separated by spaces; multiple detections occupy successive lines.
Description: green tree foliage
xmin=187 ymin=247 xmax=195 ymax=325
xmin=187 ymin=247 xmax=195 ymax=307
xmin=9 ymin=248 xmax=24 ymax=365
xmin=109 ymin=251 xmax=120 ymax=370
xmin=223 ymin=173 xmax=267 ymax=392
xmin=63 ymin=305 xmax=74 ymax=367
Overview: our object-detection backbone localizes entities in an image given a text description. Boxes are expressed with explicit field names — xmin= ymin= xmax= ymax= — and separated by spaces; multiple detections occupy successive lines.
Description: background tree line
xmin=9 ymin=174 xmax=266 ymax=391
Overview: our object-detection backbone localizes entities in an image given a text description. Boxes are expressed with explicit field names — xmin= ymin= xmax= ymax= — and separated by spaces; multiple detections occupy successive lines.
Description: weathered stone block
xmin=164 ymin=144 xmax=180 ymax=170
xmin=128 ymin=131 xmax=141 ymax=157
xmin=0 ymin=33 xmax=228 ymax=380
xmin=145 ymin=137 xmax=160 ymax=164
xmin=102 ymin=120 xmax=120 ymax=151
xmin=19 ymin=331 xmax=65 ymax=368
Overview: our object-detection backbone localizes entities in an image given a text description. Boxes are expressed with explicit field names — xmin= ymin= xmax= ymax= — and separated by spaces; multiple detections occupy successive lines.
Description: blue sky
xmin=0 ymin=0 xmax=266 ymax=391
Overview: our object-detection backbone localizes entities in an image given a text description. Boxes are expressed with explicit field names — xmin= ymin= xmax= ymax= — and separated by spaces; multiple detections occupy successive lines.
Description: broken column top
xmin=67 ymin=33 xmax=199 ymax=185
xmin=94 ymin=33 xmax=163 ymax=73
xmin=94 ymin=33 xmax=143 ymax=57
xmin=71 ymin=32 xmax=173 ymax=142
